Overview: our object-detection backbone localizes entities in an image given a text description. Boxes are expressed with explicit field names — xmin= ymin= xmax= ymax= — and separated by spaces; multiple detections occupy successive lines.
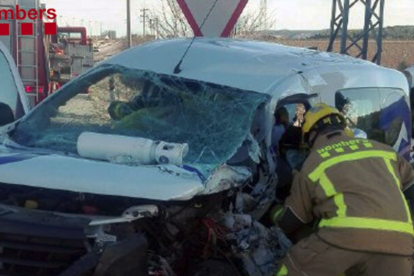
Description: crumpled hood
xmin=0 ymin=147 xmax=251 ymax=201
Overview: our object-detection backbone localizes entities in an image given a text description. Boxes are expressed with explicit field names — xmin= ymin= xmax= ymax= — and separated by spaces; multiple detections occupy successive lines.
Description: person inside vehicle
xmin=272 ymin=107 xmax=289 ymax=153
xmin=271 ymin=106 xmax=294 ymax=203
xmin=274 ymin=105 xmax=310 ymax=203
xmin=278 ymin=102 xmax=310 ymax=173
xmin=107 ymin=78 xmax=166 ymax=121
xmin=273 ymin=103 xmax=414 ymax=276
xmin=293 ymin=103 xmax=305 ymax=127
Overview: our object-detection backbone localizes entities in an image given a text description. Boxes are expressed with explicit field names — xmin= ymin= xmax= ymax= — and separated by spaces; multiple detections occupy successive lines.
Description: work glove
xmin=108 ymin=101 xmax=134 ymax=120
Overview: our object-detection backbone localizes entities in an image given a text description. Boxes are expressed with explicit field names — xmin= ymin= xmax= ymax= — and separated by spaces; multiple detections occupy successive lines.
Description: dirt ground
xmin=254 ymin=38 xmax=414 ymax=70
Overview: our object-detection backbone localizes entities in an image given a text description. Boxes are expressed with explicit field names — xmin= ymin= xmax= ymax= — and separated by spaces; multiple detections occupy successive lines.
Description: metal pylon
xmin=327 ymin=0 xmax=385 ymax=65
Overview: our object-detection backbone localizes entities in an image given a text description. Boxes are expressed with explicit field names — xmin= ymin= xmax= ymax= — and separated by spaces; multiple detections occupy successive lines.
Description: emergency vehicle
xmin=49 ymin=26 xmax=94 ymax=89
xmin=0 ymin=0 xmax=94 ymax=108
xmin=0 ymin=0 xmax=50 ymax=107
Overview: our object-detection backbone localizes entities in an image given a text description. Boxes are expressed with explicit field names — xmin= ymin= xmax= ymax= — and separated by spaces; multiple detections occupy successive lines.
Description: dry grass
xmin=124 ymin=35 xmax=414 ymax=71
xmin=249 ymin=38 xmax=414 ymax=70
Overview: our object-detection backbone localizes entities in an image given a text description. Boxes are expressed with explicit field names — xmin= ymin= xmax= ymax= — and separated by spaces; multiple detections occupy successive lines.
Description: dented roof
xmin=101 ymin=38 xmax=409 ymax=98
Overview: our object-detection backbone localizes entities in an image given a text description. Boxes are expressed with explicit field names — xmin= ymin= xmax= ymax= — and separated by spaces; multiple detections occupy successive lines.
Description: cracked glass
xmin=11 ymin=64 xmax=269 ymax=168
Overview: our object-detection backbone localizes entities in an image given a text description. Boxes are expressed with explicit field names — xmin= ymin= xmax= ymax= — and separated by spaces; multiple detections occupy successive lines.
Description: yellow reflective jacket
xmin=284 ymin=130 xmax=414 ymax=256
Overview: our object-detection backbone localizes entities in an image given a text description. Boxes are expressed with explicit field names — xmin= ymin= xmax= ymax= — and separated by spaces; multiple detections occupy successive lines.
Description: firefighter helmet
xmin=302 ymin=103 xmax=346 ymax=145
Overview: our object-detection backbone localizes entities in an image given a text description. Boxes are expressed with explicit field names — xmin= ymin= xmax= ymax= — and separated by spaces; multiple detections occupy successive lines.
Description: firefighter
xmin=273 ymin=103 xmax=414 ymax=276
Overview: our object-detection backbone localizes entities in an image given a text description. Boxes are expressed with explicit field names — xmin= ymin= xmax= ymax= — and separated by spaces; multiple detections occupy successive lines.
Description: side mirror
xmin=0 ymin=102 xmax=15 ymax=127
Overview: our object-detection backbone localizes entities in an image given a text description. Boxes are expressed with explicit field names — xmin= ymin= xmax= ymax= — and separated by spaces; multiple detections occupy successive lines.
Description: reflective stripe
xmin=349 ymin=145 xmax=359 ymax=150
xmin=319 ymin=173 xmax=336 ymax=197
xmin=384 ymin=159 xmax=413 ymax=224
xmin=384 ymin=158 xmax=402 ymax=189
xmin=309 ymin=151 xmax=397 ymax=181
xmin=364 ymin=142 xmax=373 ymax=148
xmin=335 ymin=148 xmax=345 ymax=153
xmin=320 ymin=173 xmax=347 ymax=217
xmin=276 ymin=265 xmax=288 ymax=276
xmin=319 ymin=217 xmax=414 ymax=235
xmin=271 ymin=207 xmax=285 ymax=224
xmin=334 ymin=193 xmax=347 ymax=217
xmin=309 ymin=150 xmax=413 ymax=235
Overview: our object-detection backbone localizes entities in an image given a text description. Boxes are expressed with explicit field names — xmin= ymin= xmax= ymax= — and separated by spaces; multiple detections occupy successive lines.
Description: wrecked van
xmin=0 ymin=38 xmax=411 ymax=276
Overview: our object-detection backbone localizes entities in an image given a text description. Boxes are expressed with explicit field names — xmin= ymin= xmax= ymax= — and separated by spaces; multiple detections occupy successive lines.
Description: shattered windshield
xmin=10 ymin=64 xmax=268 ymax=167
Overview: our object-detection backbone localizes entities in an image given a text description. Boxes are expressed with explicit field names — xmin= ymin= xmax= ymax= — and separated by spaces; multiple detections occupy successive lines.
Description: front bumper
xmin=0 ymin=206 xmax=148 ymax=276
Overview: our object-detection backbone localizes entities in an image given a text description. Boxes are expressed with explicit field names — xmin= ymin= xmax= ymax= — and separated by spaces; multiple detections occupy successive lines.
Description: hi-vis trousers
xmin=275 ymin=234 xmax=412 ymax=276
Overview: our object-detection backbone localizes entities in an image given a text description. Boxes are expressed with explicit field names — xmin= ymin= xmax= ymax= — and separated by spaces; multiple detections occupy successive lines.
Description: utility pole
xmin=155 ymin=17 xmax=159 ymax=39
xmin=140 ymin=8 xmax=149 ymax=37
xmin=127 ymin=0 xmax=132 ymax=48
xmin=88 ymin=20 xmax=92 ymax=36
xmin=149 ymin=18 xmax=160 ymax=39
xmin=149 ymin=19 xmax=153 ymax=36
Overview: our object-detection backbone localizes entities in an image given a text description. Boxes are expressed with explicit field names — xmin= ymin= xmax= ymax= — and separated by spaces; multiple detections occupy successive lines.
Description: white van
xmin=0 ymin=38 xmax=410 ymax=276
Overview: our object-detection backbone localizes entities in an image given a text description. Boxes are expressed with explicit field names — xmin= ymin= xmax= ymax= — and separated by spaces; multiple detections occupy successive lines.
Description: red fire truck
xmin=0 ymin=0 xmax=94 ymax=108
xmin=49 ymin=26 xmax=94 ymax=89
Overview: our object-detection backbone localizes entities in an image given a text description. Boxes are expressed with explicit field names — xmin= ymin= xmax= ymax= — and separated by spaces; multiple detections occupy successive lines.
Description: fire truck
xmin=49 ymin=26 xmax=94 ymax=91
xmin=0 ymin=0 xmax=94 ymax=108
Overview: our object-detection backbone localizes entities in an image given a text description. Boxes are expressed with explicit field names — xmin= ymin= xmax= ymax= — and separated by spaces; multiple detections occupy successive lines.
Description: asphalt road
xmin=94 ymin=40 xmax=125 ymax=63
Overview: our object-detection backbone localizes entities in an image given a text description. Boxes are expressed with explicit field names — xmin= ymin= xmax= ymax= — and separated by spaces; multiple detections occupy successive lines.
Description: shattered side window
xmin=11 ymin=65 xmax=269 ymax=166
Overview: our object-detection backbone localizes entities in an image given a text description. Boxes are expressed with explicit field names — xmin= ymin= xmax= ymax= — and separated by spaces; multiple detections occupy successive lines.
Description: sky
xmin=43 ymin=0 xmax=414 ymax=37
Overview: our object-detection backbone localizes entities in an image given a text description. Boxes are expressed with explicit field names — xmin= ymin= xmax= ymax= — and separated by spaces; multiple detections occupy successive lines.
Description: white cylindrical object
xmin=77 ymin=132 xmax=189 ymax=165
xmin=77 ymin=132 xmax=156 ymax=164
xmin=154 ymin=141 xmax=189 ymax=165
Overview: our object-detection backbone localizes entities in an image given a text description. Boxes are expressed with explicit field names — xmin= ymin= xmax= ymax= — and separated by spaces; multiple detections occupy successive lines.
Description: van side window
xmin=335 ymin=88 xmax=410 ymax=148
xmin=0 ymin=51 xmax=23 ymax=119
